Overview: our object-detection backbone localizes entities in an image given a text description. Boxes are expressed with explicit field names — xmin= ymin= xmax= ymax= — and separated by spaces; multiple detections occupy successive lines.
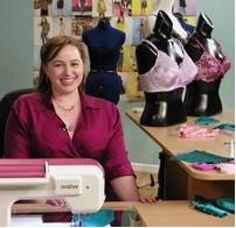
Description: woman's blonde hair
xmin=37 ymin=35 xmax=85 ymax=95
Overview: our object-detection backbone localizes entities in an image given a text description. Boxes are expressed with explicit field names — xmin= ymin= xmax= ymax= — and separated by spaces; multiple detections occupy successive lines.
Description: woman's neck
xmin=52 ymin=90 xmax=80 ymax=107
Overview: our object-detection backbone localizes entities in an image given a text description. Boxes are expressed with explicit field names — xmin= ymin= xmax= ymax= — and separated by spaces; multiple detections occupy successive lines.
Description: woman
xmin=4 ymin=36 xmax=155 ymax=221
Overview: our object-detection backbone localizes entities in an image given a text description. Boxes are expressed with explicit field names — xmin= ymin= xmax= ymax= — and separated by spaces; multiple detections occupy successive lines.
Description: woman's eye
xmin=72 ymin=63 xmax=79 ymax=66
xmin=54 ymin=64 xmax=62 ymax=67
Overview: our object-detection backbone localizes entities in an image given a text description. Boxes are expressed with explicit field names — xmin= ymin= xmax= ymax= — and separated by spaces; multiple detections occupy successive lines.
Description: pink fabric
xmin=3 ymin=92 xmax=134 ymax=182
xmin=192 ymin=162 xmax=216 ymax=171
xmin=178 ymin=123 xmax=220 ymax=138
xmin=191 ymin=37 xmax=231 ymax=82
xmin=216 ymin=163 xmax=235 ymax=174
xmin=139 ymin=39 xmax=198 ymax=92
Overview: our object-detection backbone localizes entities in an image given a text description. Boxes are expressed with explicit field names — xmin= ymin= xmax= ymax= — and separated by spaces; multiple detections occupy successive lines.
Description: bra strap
xmin=141 ymin=39 xmax=158 ymax=56
xmin=190 ymin=37 xmax=206 ymax=51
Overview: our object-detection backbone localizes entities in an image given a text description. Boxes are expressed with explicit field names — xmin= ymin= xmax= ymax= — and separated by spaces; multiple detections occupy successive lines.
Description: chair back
xmin=0 ymin=88 xmax=35 ymax=157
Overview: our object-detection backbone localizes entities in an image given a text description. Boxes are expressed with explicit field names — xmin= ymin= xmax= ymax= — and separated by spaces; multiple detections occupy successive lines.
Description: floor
xmin=135 ymin=171 xmax=158 ymax=198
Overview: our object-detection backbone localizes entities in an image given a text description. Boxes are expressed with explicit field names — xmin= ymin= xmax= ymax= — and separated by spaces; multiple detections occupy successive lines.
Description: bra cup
xmin=140 ymin=52 xmax=180 ymax=92
xmin=156 ymin=67 xmax=179 ymax=91
xmin=195 ymin=52 xmax=223 ymax=82
xmin=139 ymin=48 xmax=197 ymax=92
xmin=220 ymin=57 xmax=231 ymax=75
xmin=180 ymin=52 xmax=198 ymax=85
xmin=192 ymin=38 xmax=231 ymax=82
xmin=154 ymin=51 xmax=181 ymax=90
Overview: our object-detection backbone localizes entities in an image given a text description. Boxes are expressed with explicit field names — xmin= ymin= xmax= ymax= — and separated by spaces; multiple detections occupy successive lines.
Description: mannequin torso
xmin=146 ymin=0 xmax=188 ymax=40
xmin=136 ymin=10 xmax=197 ymax=126
xmin=82 ymin=18 xmax=125 ymax=104
xmin=184 ymin=12 xmax=230 ymax=116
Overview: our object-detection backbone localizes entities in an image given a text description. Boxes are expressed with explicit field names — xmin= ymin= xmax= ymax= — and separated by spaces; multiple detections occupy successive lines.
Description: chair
xmin=0 ymin=88 xmax=35 ymax=157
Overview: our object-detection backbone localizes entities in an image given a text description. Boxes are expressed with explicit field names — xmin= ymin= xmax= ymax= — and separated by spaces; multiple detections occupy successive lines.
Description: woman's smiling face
xmin=44 ymin=44 xmax=84 ymax=95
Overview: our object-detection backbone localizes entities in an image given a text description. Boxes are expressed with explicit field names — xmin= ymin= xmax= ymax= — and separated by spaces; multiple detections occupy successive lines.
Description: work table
xmin=12 ymin=201 xmax=234 ymax=226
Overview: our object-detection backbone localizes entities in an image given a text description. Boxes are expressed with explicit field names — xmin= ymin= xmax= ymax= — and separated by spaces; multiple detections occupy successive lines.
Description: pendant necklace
xmin=54 ymin=100 xmax=76 ymax=112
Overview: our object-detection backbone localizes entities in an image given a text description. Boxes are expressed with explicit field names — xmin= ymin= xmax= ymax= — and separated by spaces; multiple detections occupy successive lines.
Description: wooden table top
xmin=126 ymin=109 xmax=235 ymax=180
xmin=12 ymin=201 xmax=234 ymax=227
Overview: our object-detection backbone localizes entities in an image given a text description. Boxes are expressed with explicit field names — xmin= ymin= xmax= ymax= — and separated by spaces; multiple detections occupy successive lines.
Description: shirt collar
xmin=80 ymin=92 xmax=101 ymax=110
xmin=41 ymin=91 xmax=100 ymax=111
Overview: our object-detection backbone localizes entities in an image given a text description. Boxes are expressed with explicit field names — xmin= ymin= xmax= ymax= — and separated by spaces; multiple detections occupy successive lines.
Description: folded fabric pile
xmin=214 ymin=123 xmax=235 ymax=132
xmin=192 ymin=196 xmax=235 ymax=218
xmin=192 ymin=162 xmax=235 ymax=174
xmin=171 ymin=150 xmax=231 ymax=163
xmin=194 ymin=116 xmax=220 ymax=125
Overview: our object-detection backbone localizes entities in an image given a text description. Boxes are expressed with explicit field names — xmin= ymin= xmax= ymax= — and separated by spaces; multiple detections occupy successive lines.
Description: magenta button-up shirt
xmin=3 ymin=92 xmax=134 ymax=182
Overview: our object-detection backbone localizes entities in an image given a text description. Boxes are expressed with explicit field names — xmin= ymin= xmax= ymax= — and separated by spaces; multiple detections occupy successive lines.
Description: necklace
xmin=54 ymin=100 xmax=76 ymax=112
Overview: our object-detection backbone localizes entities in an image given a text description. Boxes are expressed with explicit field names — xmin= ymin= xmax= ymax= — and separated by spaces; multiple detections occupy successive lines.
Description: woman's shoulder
xmin=12 ymin=92 xmax=45 ymax=111
xmin=14 ymin=92 xmax=42 ymax=104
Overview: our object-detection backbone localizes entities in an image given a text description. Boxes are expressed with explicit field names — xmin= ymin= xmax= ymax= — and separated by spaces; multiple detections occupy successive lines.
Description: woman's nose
xmin=64 ymin=65 xmax=72 ymax=75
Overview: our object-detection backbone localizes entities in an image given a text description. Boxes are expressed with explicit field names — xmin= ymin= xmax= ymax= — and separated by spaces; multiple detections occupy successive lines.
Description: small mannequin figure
xmin=58 ymin=17 xmax=65 ymax=35
xmin=79 ymin=0 xmax=86 ymax=13
xmin=40 ymin=0 xmax=49 ymax=16
xmin=39 ymin=16 xmax=50 ymax=44
xmin=140 ymin=0 xmax=148 ymax=16
xmin=184 ymin=12 xmax=231 ymax=116
xmin=179 ymin=0 xmax=187 ymax=15
xmin=82 ymin=17 xmax=125 ymax=104
xmin=97 ymin=0 xmax=107 ymax=18
xmin=57 ymin=0 xmax=64 ymax=16
xmin=135 ymin=10 xmax=197 ymax=127
xmin=146 ymin=0 xmax=188 ymax=40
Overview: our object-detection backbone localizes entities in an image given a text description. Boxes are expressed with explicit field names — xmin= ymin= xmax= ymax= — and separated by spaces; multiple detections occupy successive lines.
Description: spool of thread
xmin=230 ymin=139 xmax=235 ymax=158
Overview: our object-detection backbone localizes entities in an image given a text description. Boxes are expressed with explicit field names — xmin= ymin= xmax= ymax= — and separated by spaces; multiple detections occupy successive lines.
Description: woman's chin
xmin=59 ymin=85 xmax=79 ymax=94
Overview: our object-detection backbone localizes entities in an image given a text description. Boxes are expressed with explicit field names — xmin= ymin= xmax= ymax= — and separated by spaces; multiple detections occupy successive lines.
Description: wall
xmin=0 ymin=0 xmax=33 ymax=97
xmin=196 ymin=0 xmax=235 ymax=109
xmin=0 ymin=0 xmax=234 ymax=164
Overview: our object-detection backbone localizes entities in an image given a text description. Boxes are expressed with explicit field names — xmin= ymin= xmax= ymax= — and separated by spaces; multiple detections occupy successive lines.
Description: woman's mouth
xmin=60 ymin=77 xmax=77 ymax=85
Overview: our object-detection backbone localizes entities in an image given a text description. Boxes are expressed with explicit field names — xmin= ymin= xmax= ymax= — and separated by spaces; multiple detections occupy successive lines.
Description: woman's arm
xmin=110 ymin=176 xmax=139 ymax=201
xmin=3 ymin=99 xmax=31 ymax=158
xmin=110 ymin=176 xmax=157 ymax=203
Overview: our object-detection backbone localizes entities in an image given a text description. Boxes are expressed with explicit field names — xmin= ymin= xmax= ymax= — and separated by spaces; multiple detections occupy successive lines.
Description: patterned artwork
xmin=33 ymin=0 xmax=196 ymax=100
xmin=173 ymin=0 xmax=196 ymax=16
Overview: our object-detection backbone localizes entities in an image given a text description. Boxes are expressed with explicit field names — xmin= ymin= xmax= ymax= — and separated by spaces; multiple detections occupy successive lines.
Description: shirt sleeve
xmin=102 ymin=105 xmax=134 ymax=182
xmin=3 ymin=99 xmax=31 ymax=158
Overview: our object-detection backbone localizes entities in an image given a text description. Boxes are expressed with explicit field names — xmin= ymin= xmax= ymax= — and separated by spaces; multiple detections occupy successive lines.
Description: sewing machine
xmin=0 ymin=158 xmax=105 ymax=227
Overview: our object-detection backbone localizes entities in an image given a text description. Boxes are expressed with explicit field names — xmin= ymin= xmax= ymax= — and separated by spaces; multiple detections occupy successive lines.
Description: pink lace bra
xmin=191 ymin=37 xmax=231 ymax=82
xmin=139 ymin=39 xmax=198 ymax=93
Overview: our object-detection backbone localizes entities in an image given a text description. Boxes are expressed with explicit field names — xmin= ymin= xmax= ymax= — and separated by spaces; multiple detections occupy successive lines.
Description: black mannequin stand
xmin=136 ymin=10 xmax=187 ymax=126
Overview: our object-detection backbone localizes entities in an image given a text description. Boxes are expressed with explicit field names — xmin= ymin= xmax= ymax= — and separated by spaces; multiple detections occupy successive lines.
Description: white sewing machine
xmin=0 ymin=158 xmax=105 ymax=227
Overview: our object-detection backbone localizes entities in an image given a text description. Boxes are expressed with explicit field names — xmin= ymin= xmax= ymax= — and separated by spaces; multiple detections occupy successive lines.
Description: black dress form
xmin=184 ymin=12 xmax=225 ymax=116
xmin=82 ymin=18 xmax=125 ymax=104
xmin=136 ymin=10 xmax=186 ymax=126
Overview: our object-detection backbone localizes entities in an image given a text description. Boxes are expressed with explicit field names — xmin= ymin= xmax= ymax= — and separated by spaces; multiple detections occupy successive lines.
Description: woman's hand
xmin=45 ymin=199 xmax=67 ymax=207
xmin=139 ymin=196 xmax=158 ymax=203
